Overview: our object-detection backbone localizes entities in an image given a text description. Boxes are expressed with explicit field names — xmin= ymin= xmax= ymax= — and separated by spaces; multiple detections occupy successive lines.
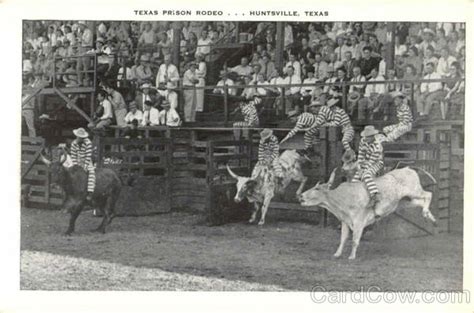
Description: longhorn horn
xmin=39 ymin=153 xmax=52 ymax=166
xmin=226 ymin=164 xmax=240 ymax=180
xmin=327 ymin=168 xmax=337 ymax=187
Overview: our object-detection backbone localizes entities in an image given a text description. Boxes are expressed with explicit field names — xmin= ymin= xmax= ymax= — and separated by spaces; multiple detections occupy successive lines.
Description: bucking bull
xmin=40 ymin=153 xmax=122 ymax=235
xmin=299 ymin=166 xmax=438 ymax=259
xmin=227 ymin=150 xmax=308 ymax=225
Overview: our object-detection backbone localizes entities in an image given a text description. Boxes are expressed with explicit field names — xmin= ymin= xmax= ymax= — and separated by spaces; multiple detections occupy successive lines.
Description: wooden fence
xmin=21 ymin=124 xmax=460 ymax=234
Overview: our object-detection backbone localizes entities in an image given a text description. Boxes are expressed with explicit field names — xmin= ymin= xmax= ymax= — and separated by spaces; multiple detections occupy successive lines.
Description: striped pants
xmin=383 ymin=123 xmax=412 ymax=142
xmin=233 ymin=121 xmax=253 ymax=139
xmin=341 ymin=126 xmax=355 ymax=151
xmin=272 ymin=158 xmax=283 ymax=177
xmin=303 ymin=128 xmax=319 ymax=150
xmin=352 ymin=162 xmax=383 ymax=197
xmin=84 ymin=164 xmax=96 ymax=193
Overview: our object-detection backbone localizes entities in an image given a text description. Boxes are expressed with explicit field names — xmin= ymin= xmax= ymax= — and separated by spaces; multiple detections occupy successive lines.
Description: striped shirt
xmin=311 ymin=106 xmax=335 ymax=129
xmin=239 ymin=101 xmax=259 ymax=127
xmin=396 ymin=103 xmax=413 ymax=125
xmin=286 ymin=112 xmax=318 ymax=139
xmin=357 ymin=138 xmax=384 ymax=167
xmin=70 ymin=138 xmax=93 ymax=168
xmin=258 ymin=135 xmax=279 ymax=164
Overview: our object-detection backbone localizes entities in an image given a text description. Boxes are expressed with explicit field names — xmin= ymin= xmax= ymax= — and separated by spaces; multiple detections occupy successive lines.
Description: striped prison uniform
xmin=253 ymin=134 xmax=283 ymax=178
xmin=321 ymin=107 xmax=355 ymax=151
xmin=382 ymin=103 xmax=413 ymax=142
xmin=233 ymin=100 xmax=259 ymax=128
xmin=286 ymin=111 xmax=328 ymax=150
xmin=70 ymin=138 xmax=96 ymax=193
xmin=352 ymin=138 xmax=384 ymax=197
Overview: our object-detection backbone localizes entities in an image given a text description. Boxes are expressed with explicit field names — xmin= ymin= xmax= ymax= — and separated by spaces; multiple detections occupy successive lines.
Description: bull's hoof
xmin=64 ymin=231 xmax=72 ymax=236
xmin=348 ymin=255 xmax=356 ymax=260
xmin=257 ymin=220 xmax=265 ymax=226
xmin=333 ymin=252 xmax=342 ymax=258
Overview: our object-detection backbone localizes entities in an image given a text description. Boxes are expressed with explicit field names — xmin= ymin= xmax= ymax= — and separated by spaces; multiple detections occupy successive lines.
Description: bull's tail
xmin=409 ymin=166 xmax=437 ymax=185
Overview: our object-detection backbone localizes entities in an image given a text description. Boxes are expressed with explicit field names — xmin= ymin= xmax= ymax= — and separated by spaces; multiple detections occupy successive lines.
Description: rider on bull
xmin=70 ymin=127 xmax=95 ymax=202
xmin=253 ymin=128 xmax=283 ymax=183
xmin=352 ymin=125 xmax=384 ymax=217
xmin=279 ymin=100 xmax=325 ymax=157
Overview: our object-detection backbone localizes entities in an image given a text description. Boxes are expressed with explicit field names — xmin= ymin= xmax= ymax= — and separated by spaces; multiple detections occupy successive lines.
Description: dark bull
xmin=40 ymin=154 xmax=122 ymax=235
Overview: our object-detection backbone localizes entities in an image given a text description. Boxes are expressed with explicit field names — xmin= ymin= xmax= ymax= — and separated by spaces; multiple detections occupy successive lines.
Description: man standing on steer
xmin=352 ymin=125 xmax=384 ymax=217
xmin=70 ymin=127 xmax=95 ymax=202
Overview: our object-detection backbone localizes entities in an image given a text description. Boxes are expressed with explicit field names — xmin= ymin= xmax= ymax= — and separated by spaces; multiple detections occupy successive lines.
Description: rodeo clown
xmin=382 ymin=91 xmax=413 ymax=142
xmin=352 ymin=125 xmax=385 ymax=217
xmin=70 ymin=127 xmax=95 ymax=202
xmin=279 ymin=100 xmax=326 ymax=156
xmin=232 ymin=93 xmax=261 ymax=139
xmin=252 ymin=128 xmax=283 ymax=181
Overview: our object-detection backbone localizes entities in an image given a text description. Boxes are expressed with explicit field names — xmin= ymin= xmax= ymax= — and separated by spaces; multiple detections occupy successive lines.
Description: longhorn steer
xmin=227 ymin=150 xmax=308 ymax=225
xmin=41 ymin=154 xmax=122 ymax=235
xmin=299 ymin=167 xmax=437 ymax=259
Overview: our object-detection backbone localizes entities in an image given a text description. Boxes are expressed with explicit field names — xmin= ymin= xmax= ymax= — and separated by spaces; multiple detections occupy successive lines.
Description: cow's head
xmin=227 ymin=165 xmax=258 ymax=202
xmin=298 ymin=181 xmax=326 ymax=207
xmin=40 ymin=153 xmax=67 ymax=187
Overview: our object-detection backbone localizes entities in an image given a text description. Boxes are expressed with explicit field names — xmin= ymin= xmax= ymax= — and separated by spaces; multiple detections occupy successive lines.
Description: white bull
xmin=299 ymin=167 xmax=437 ymax=259
xmin=227 ymin=150 xmax=308 ymax=225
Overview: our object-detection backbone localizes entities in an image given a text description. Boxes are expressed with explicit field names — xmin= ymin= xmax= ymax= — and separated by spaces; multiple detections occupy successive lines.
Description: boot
xmin=368 ymin=193 xmax=382 ymax=219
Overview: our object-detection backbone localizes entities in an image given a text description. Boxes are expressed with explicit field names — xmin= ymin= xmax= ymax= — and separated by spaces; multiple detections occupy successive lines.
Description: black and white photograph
xmin=1 ymin=0 xmax=471 ymax=311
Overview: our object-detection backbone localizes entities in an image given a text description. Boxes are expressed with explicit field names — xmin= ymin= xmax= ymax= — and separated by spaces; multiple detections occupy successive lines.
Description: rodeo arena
xmin=20 ymin=20 xmax=465 ymax=291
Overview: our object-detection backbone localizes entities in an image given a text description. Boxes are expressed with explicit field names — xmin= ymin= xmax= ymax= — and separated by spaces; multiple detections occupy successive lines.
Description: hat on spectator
xmin=309 ymin=100 xmax=323 ymax=107
xmin=140 ymin=83 xmax=152 ymax=89
xmin=326 ymin=98 xmax=339 ymax=107
xmin=161 ymin=102 xmax=171 ymax=109
xmin=140 ymin=55 xmax=150 ymax=62
xmin=96 ymin=37 xmax=105 ymax=43
xmin=129 ymin=101 xmax=137 ymax=109
xmin=188 ymin=61 xmax=198 ymax=68
xmin=77 ymin=21 xmax=87 ymax=27
xmin=391 ymin=91 xmax=405 ymax=99
xmin=73 ymin=127 xmax=89 ymax=138
xmin=287 ymin=110 xmax=299 ymax=118
xmin=260 ymin=128 xmax=273 ymax=140
xmin=360 ymin=125 xmax=379 ymax=137
xmin=423 ymin=28 xmax=435 ymax=35
xmin=219 ymin=69 xmax=228 ymax=77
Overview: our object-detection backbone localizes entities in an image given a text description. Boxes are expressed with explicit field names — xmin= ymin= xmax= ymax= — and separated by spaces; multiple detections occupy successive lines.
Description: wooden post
xmin=171 ymin=22 xmax=182 ymax=71
xmin=386 ymin=22 xmax=396 ymax=70
xmin=235 ymin=22 xmax=240 ymax=43
xmin=275 ymin=22 xmax=285 ymax=71
xmin=224 ymin=86 xmax=229 ymax=124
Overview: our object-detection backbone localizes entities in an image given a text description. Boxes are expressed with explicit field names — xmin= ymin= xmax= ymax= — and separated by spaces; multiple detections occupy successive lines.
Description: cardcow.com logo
xmin=310 ymin=286 xmax=471 ymax=304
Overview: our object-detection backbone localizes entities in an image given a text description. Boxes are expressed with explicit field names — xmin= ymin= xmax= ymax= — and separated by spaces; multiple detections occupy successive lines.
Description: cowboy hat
xmin=360 ymin=125 xmax=379 ymax=137
xmin=423 ymin=28 xmax=435 ymax=35
xmin=160 ymin=102 xmax=171 ymax=109
xmin=260 ymin=128 xmax=273 ymax=140
xmin=96 ymin=37 xmax=105 ymax=43
xmin=347 ymin=91 xmax=361 ymax=102
xmin=326 ymin=98 xmax=339 ymax=107
xmin=128 ymin=101 xmax=137 ymax=109
xmin=308 ymin=100 xmax=323 ymax=107
xmin=391 ymin=91 xmax=405 ymax=99
xmin=73 ymin=127 xmax=89 ymax=138
xmin=140 ymin=83 xmax=152 ymax=89
xmin=342 ymin=149 xmax=356 ymax=163
xmin=140 ymin=55 xmax=150 ymax=62
xmin=287 ymin=110 xmax=299 ymax=118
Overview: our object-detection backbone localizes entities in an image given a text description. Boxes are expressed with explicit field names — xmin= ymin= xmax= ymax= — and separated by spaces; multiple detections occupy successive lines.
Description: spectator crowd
xmin=22 ymin=21 xmax=465 ymax=137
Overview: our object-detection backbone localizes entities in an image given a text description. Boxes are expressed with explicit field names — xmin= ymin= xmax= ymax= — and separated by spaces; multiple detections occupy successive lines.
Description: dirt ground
xmin=20 ymin=208 xmax=463 ymax=291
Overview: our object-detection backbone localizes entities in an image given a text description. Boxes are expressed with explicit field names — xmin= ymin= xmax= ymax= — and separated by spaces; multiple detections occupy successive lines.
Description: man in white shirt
xmin=155 ymin=54 xmax=180 ymax=95
xmin=158 ymin=102 xmax=181 ymax=126
xmin=141 ymin=100 xmax=160 ymax=126
xmin=284 ymin=53 xmax=301 ymax=79
xmin=124 ymin=102 xmax=144 ymax=124
xmin=213 ymin=70 xmax=236 ymax=96
xmin=161 ymin=82 xmax=179 ymax=110
xmin=229 ymin=57 xmax=253 ymax=78
xmin=282 ymin=66 xmax=301 ymax=113
xmin=195 ymin=30 xmax=212 ymax=58
xmin=358 ymin=68 xmax=386 ymax=119
xmin=300 ymin=68 xmax=318 ymax=107
xmin=436 ymin=47 xmax=457 ymax=77
xmin=418 ymin=62 xmax=444 ymax=119
xmin=312 ymin=52 xmax=328 ymax=81
xmin=94 ymin=90 xmax=114 ymax=129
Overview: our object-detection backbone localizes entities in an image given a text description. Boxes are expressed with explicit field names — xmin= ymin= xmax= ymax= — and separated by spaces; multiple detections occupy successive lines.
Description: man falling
xmin=280 ymin=100 xmax=329 ymax=157
xmin=382 ymin=91 xmax=413 ymax=142
xmin=70 ymin=127 xmax=95 ymax=202
xmin=352 ymin=125 xmax=384 ymax=216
